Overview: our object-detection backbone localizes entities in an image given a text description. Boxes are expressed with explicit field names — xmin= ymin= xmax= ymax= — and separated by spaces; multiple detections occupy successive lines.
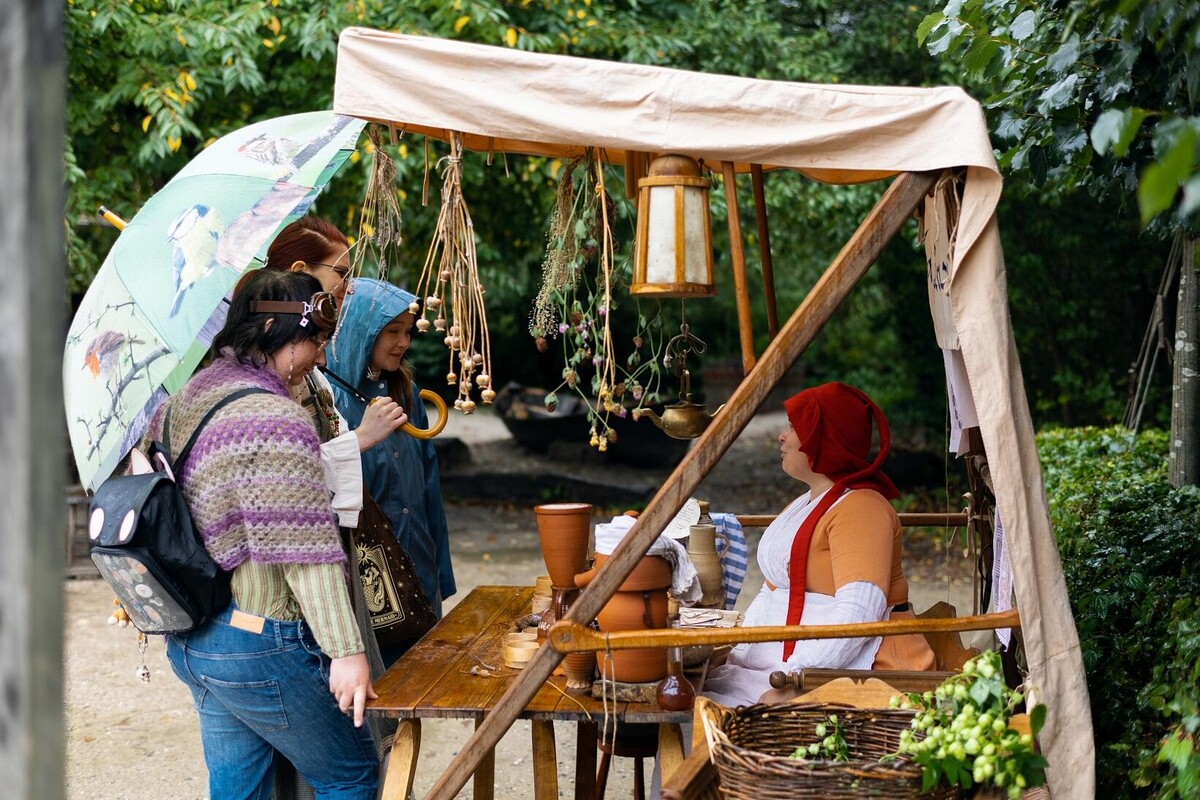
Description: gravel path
xmin=66 ymin=408 xmax=975 ymax=799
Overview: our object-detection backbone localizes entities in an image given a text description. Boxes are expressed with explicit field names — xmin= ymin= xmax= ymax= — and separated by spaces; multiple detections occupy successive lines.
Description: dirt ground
xmin=65 ymin=408 xmax=976 ymax=799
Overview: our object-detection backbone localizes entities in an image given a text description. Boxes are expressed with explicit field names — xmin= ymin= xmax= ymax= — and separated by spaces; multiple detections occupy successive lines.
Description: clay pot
xmin=574 ymin=552 xmax=672 ymax=591
xmin=687 ymin=523 xmax=727 ymax=608
xmin=562 ymin=650 xmax=596 ymax=691
xmin=594 ymin=589 xmax=670 ymax=683
xmin=575 ymin=554 xmax=672 ymax=683
xmin=534 ymin=503 xmax=593 ymax=588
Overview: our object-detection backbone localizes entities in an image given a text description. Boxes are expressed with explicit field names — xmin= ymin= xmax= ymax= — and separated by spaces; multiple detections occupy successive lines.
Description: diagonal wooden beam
xmin=422 ymin=169 xmax=939 ymax=800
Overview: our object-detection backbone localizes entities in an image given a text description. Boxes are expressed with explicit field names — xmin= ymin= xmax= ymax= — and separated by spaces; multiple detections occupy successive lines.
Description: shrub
xmin=1037 ymin=426 xmax=1200 ymax=798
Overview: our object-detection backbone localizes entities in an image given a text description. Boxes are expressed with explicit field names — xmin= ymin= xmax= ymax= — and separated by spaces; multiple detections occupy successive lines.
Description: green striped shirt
xmin=232 ymin=560 xmax=364 ymax=659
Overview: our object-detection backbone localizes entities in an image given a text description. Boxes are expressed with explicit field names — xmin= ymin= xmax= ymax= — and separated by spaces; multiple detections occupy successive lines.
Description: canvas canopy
xmin=335 ymin=28 xmax=1093 ymax=798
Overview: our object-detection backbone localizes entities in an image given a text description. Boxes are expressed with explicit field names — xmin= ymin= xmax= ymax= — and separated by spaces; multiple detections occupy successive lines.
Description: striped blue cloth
xmin=711 ymin=512 xmax=748 ymax=610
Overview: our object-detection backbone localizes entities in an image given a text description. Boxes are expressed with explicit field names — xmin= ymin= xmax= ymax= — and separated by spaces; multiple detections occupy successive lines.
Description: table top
xmin=367 ymin=585 xmax=693 ymax=724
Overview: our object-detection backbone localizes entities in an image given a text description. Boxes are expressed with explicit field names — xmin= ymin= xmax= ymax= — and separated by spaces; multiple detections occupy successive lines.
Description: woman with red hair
xmin=704 ymin=382 xmax=934 ymax=707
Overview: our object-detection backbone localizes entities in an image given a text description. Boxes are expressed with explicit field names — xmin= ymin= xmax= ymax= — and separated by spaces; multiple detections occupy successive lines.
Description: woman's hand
xmin=354 ymin=397 xmax=408 ymax=451
xmin=329 ymin=652 xmax=377 ymax=727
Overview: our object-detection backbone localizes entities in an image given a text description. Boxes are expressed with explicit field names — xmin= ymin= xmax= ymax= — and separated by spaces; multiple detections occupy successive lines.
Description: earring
xmin=287 ymin=343 xmax=295 ymax=383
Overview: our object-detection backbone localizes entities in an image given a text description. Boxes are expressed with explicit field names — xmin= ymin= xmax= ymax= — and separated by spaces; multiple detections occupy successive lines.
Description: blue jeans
xmin=166 ymin=604 xmax=379 ymax=800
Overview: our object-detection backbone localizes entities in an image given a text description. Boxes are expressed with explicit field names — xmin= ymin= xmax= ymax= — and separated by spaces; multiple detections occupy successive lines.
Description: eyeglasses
xmin=250 ymin=291 xmax=340 ymax=333
xmin=309 ymin=262 xmax=351 ymax=280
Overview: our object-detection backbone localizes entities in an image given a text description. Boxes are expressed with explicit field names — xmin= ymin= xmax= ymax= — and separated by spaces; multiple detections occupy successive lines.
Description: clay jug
xmin=575 ymin=553 xmax=671 ymax=683
xmin=687 ymin=523 xmax=727 ymax=609
xmin=534 ymin=503 xmax=593 ymax=588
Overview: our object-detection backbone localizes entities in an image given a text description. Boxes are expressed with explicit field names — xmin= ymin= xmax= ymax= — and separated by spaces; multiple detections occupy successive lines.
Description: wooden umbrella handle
xmin=399 ymin=389 xmax=448 ymax=440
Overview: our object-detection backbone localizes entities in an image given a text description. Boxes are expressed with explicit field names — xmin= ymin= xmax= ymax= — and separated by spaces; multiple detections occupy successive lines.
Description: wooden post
xmin=750 ymin=164 xmax=780 ymax=339
xmin=1171 ymin=237 xmax=1198 ymax=487
xmin=0 ymin=2 xmax=66 ymax=798
xmin=722 ymin=162 xmax=757 ymax=373
xmin=422 ymin=170 xmax=938 ymax=800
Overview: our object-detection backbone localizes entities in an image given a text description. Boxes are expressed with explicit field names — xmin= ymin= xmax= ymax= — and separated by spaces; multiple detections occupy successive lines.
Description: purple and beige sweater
xmin=146 ymin=352 xmax=363 ymax=657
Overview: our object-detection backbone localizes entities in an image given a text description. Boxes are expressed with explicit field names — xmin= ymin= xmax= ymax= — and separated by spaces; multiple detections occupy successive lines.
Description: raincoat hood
xmin=325 ymin=277 xmax=418 ymax=395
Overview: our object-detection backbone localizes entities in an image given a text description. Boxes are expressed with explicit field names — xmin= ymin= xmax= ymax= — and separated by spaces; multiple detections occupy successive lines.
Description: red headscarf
xmin=780 ymin=382 xmax=897 ymax=660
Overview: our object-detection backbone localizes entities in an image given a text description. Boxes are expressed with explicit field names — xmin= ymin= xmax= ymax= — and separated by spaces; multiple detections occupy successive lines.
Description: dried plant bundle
xmin=412 ymin=133 xmax=494 ymax=412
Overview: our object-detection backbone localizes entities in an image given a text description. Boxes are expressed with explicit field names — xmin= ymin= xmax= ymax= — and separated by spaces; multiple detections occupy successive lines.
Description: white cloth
xmin=594 ymin=515 xmax=702 ymax=604
xmin=311 ymin=369 xmax=363 ymax=528
xmin=943 ymin=347 xmax=979 ymax=455
xmin=702 ymin=491 xmax=888 ymax=707
xmin=992 ymin=509 xmax=1012 ymax=648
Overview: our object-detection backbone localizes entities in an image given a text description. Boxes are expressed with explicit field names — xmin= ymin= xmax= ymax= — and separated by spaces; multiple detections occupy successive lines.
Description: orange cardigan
xmin=802 ymin=490 xmax=935 ymax=671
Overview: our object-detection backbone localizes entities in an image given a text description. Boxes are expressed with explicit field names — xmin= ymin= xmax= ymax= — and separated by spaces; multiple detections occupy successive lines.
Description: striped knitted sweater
xmin=147 ymin=352 xmax=347 ymax=571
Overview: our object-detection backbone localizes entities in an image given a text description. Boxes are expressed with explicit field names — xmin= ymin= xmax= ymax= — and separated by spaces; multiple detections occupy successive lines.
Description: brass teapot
xmin=635 ymin=396 xmax=725 ymax=439
xmin=634 ymin=364 xmax=724 ymax=439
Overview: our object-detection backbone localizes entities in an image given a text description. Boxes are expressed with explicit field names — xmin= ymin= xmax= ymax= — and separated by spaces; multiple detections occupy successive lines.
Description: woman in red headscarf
xmin=704 ymin=382 xmax=935 ymax=707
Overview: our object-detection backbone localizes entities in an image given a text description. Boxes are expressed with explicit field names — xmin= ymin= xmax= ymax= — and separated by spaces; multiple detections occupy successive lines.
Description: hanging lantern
xmin=632 ymin=154 xmax=716 ymax=298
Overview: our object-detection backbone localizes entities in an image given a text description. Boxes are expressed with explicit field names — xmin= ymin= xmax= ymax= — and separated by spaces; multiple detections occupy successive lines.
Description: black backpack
xmin=88 ymin=387 xmax=268 ymax=634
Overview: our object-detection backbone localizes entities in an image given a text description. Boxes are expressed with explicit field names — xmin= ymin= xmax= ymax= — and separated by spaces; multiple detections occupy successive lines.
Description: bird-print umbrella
xmin=65 ymin=111 xmax=365 ymax=490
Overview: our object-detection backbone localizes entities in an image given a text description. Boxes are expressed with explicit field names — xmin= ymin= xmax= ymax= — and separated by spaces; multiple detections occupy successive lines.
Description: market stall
xmin=333 ymin=28 xmax=1093 ymax=799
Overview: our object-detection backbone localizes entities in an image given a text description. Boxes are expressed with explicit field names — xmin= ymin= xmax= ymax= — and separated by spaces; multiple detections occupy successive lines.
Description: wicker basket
xmin=698 ymin=697 xmax=960 ymax=800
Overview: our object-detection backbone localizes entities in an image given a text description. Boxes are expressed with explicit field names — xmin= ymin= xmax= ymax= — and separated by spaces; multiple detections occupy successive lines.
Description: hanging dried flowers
xmin=411 ymin=132 xmax=494 ymax=413
xmin=353 ymin=125 xmax=404 ymax=283
xmin=528 ymin=150 xmax=666 ymax=451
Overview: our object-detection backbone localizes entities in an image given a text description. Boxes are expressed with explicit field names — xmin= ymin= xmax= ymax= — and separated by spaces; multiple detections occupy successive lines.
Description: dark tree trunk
xmin=1171 ymin=237 xmax=1199 ymax=487
xmin=0 ymin=1 xmax=66 ymax=797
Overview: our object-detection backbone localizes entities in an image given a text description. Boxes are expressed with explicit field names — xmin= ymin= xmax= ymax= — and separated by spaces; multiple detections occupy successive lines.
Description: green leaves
xmin=1139 ymin=124 xmax=1198 ymax=225
xmin=1008 ymin=10 xmax=1037 ymax=43
xmin=922 ymin=0 xmax=1200 ymax=228
xmin=1039 ymin=426 xmax=1200 ymax=797
xmin=1091 ymin=108 xmax=1147 ymax=159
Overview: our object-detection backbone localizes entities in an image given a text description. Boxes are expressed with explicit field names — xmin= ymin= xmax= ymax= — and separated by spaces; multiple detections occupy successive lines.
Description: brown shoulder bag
xmin=351 ymin=491 xmax=438 ymax=648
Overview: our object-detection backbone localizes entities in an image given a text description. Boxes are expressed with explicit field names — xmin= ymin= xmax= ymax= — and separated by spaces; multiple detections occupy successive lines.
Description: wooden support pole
xmin=547 ymin=608 xmax=1021 ymax=653
xmin=736 ymin=511 xmax=969 ymax=529
xmin=423 ymin=170 xmax=938 ymax=800
xmin=0 ymin=2 xmax=66 ymax=798
xmin=722 ymin=161 xmax=757 ymax=373
xmin=751 ymin=164 xmax=780 ymax=339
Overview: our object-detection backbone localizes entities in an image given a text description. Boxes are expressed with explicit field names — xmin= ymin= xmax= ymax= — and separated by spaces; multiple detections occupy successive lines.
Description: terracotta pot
xmin=687 ymin=523 xmax=727 ymax=608
xmin=562 ymin=650 xmax=596 ymax=691
xmin=534 ymin=503 xmax=593 ymax=588
xmin=594 ymin=588 xmax=670 ymax=683
xmin=573 ymin=552 xmax=672 ymax=592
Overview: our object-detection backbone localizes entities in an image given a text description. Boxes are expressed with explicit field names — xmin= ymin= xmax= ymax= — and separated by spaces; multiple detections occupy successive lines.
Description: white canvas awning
xmin=335 ymin=27 xmax=1093 ymax=798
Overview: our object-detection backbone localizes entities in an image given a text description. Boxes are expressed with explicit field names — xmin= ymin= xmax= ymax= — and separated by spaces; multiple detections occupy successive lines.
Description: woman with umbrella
xmin=150 ymin=269 xmax=379 ymax=799
xmin=325 ymin=278 xmax=455 ymax=666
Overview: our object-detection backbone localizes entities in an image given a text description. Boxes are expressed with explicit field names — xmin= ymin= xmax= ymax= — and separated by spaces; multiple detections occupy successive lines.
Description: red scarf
xmin=781 ymin=383 xmax=898 ymax=660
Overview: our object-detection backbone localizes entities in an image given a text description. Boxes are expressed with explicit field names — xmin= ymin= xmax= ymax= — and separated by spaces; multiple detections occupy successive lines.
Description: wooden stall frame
xmin=423 ymin=169 xmax=940 ymax=800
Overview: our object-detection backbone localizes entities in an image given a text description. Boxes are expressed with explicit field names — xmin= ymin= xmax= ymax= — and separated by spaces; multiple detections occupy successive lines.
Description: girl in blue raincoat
xmin=325 ymin=278 xmax=455 ymax=664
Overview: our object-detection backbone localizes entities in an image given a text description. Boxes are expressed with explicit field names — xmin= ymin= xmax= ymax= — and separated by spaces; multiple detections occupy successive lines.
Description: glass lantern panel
xmin=645 ymin=186 xmax=678 ymax=285
xmin=681 ymin=188 xmax=709 ymax=284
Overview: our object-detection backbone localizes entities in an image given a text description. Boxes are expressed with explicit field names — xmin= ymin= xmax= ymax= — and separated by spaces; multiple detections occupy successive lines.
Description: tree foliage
xmin=1039 ymin=426 xmax=1200 ymax=797
xmin=66 ymin=0 xmax=1170 ymax=444
xmin=918 ymin=0 xmax=1200 ymax=229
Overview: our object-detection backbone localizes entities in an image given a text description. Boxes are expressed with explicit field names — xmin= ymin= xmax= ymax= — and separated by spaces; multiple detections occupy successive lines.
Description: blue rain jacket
xmin=325 ymin=278 xmax=455 ymax=614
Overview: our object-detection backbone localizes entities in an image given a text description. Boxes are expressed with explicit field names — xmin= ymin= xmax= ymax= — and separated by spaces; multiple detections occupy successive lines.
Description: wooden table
xmin=367 ymin=585 xmax=691 ymax=800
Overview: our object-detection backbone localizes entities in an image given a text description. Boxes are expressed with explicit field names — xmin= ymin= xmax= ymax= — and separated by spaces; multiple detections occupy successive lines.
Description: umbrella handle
xmin=399 ymin=389 xmax=448 ymax=440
